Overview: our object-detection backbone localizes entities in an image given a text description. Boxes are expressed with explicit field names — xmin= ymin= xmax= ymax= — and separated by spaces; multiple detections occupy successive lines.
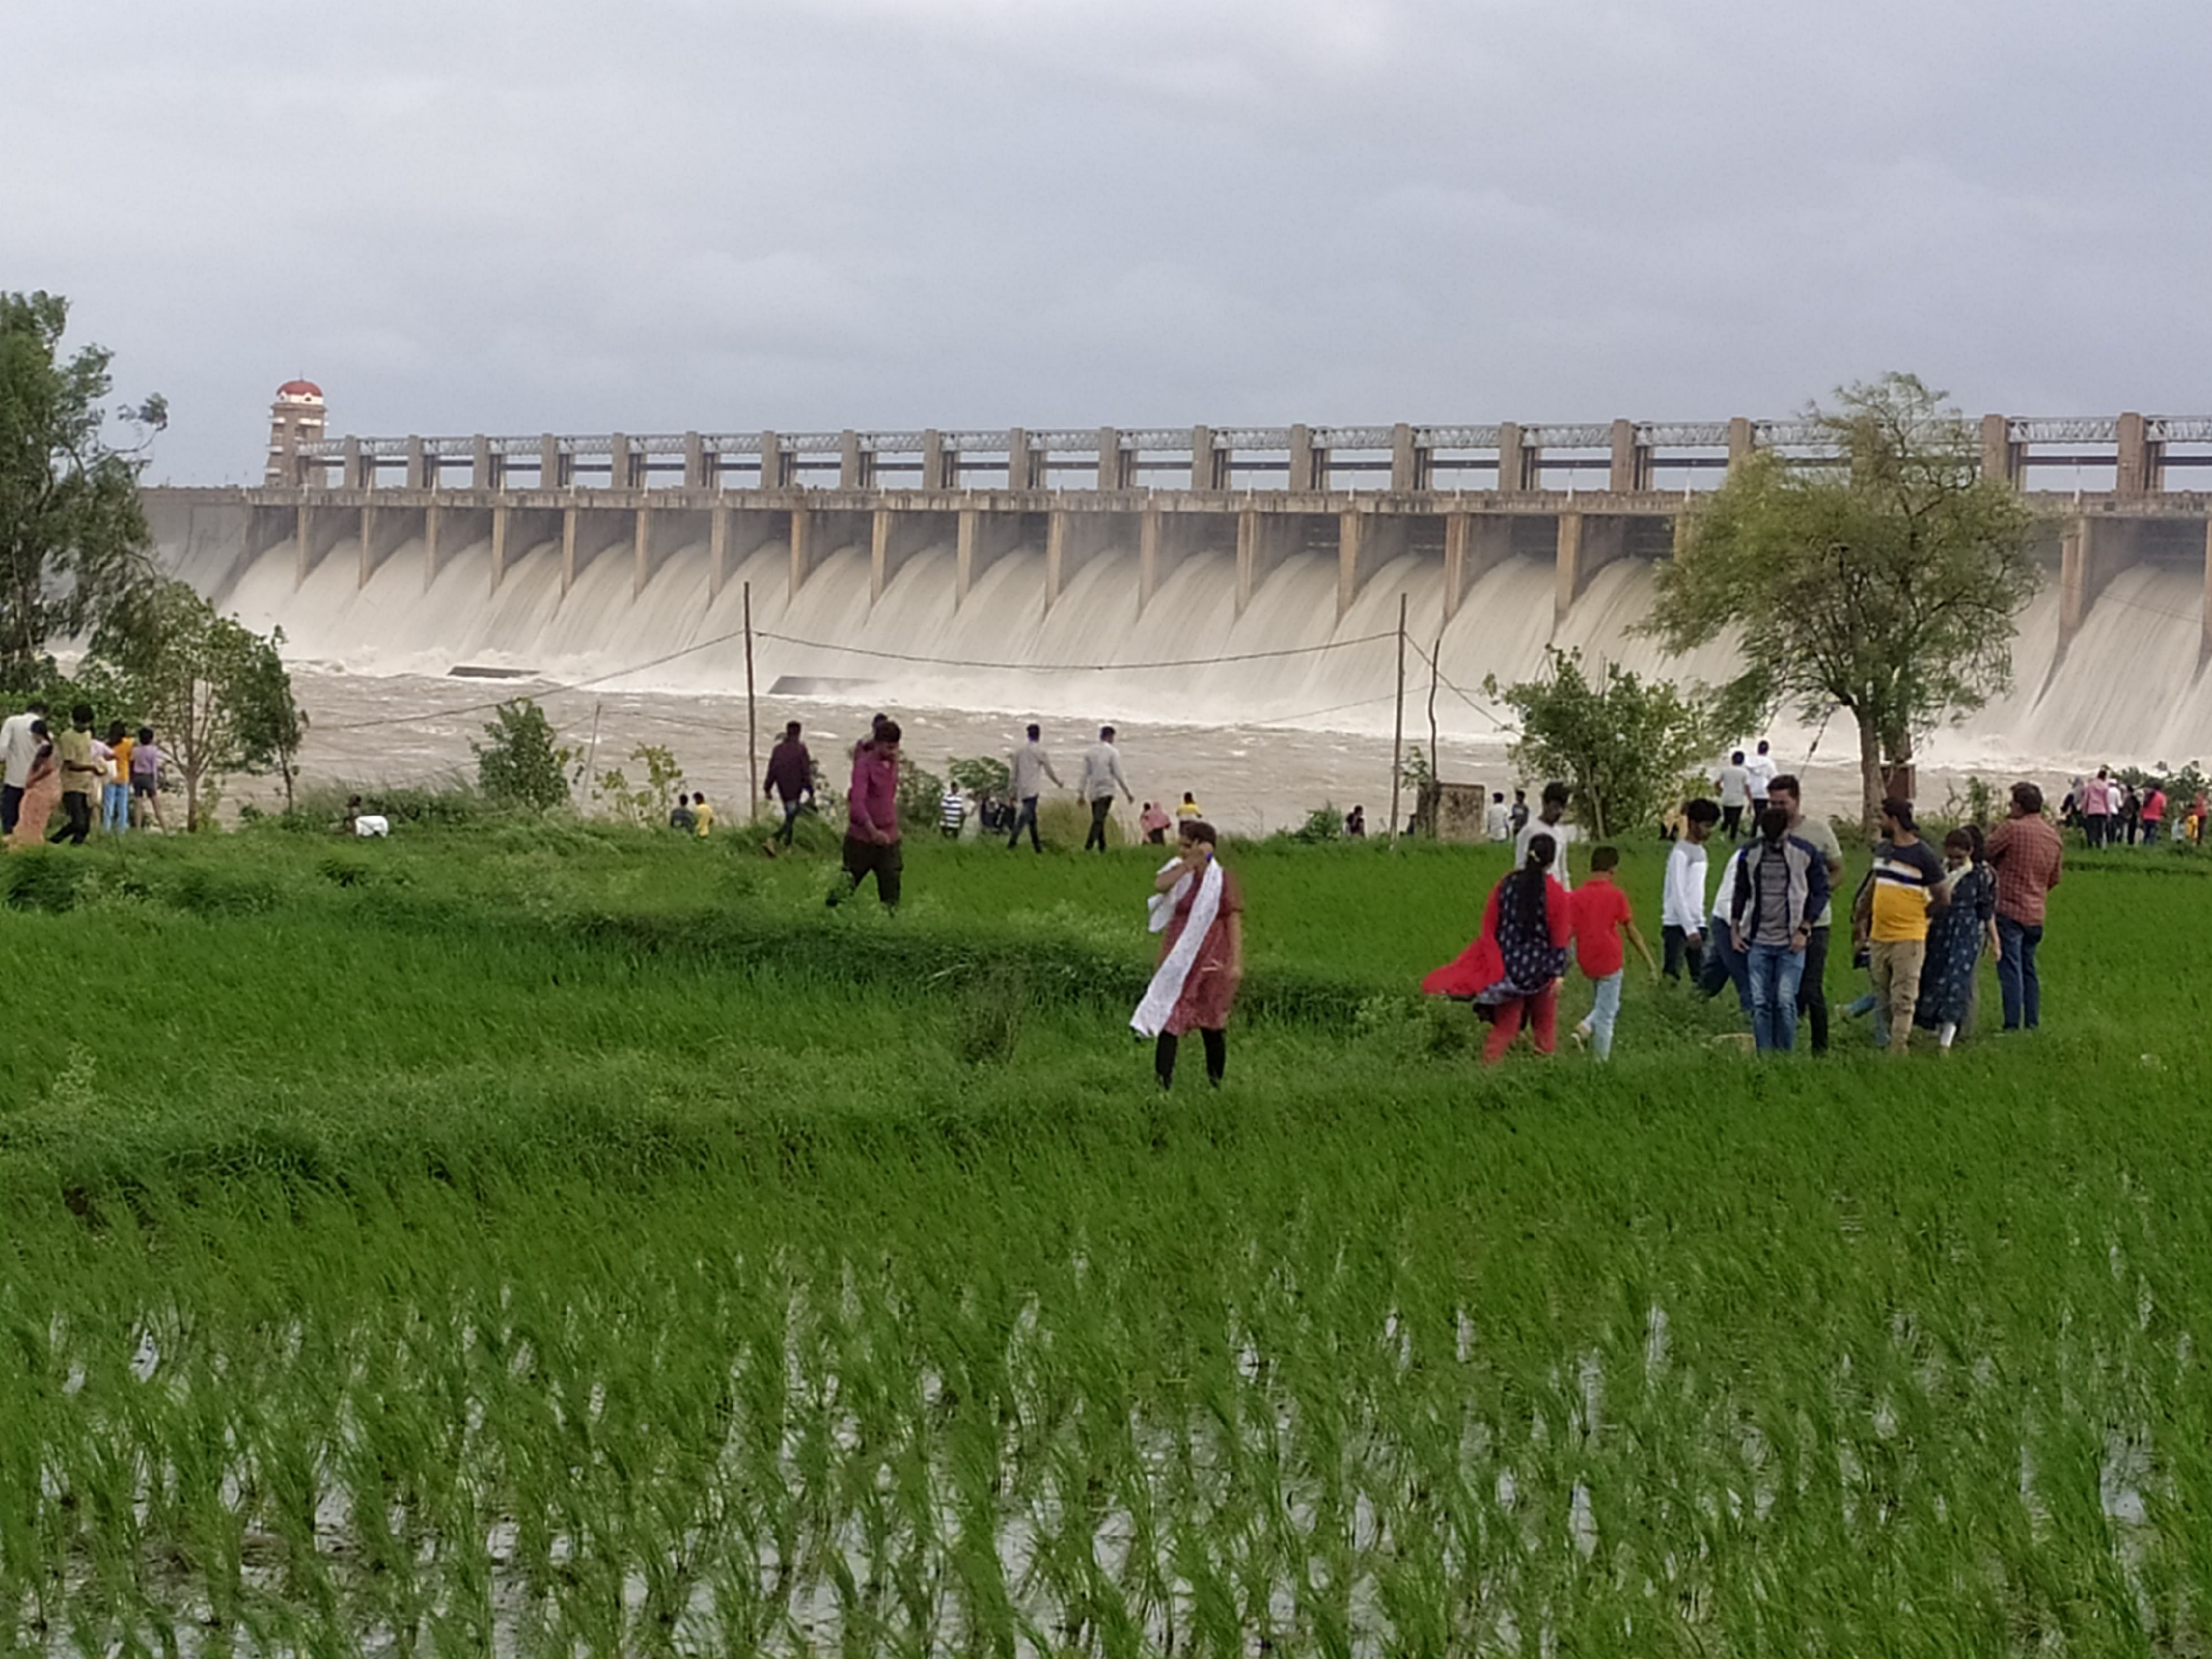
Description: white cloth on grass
xmin=354 ymin=815 xmax=390 ymax=838
xmin=1131 ymin=856 xmax=1223 ymax=1037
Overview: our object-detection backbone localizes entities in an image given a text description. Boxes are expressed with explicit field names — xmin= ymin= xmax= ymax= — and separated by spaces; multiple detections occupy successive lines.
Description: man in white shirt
xmin=1006 ymin=722 xmax=1061 ymax=852
xmin=1713 ymin=750 xmax=1750 ymax=840
xmin=1512 ymin=781 xmax=1578 ymax=889
xmin=1745 ymin=740 xmax=1778 ymax=817
xmin=1662 ymin=798 xmax=1721 ymax=978
xmin=1078 ymin=725 xmax=1134 ymax=852
xmin=1483 ymin=791 xmax=1509 ymax=842
xmin=0 ymin=699 xmax=49 ymax=837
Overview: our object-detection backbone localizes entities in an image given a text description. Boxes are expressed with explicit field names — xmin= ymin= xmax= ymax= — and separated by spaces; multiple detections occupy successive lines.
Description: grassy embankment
xmin=4 ymin=820 xmax=2211 ymax=1653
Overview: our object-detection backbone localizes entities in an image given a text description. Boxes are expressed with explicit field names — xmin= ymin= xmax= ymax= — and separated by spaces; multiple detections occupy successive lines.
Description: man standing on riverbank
xmin=1007 ymin=723 xmax=1060 ymax=852
xmin=1714 ymin=751 xmax=1750 ymax=840
xmin=50 ymin=705 xmax=103 ymax=846
xmin=1080 ymin=725 xmax=1133 ymax=852
xmin=0 ymin=699 xmax=46 ymax=836
xmin=1768 ymin=774 xmax=1843 ymax=1054
xmin=831 ymin=721 xmax=902 ymax=910
xmin=764 ymin=721 xmax=813 ymax=848
xmin=1985 ymin=781 xmax=2064 ymax=1032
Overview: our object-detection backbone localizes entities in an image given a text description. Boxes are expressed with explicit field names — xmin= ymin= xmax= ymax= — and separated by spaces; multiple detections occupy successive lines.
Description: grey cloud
xmin=5 ymin=0 xmax=2210 ymax=482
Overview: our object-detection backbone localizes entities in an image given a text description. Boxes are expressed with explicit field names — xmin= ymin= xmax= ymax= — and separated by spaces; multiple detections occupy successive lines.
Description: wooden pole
xmin=1427 ymin=630 xmax=1441 ymax=783
xmin=743 ymin=580 xmax=759 ymax=819
xmin=1389 ymin=591 xmax=1407 ymax=845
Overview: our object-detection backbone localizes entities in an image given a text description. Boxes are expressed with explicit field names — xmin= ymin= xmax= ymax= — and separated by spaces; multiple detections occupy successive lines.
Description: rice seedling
xmin=3 ymin=822 xmax=2211 ymax=1649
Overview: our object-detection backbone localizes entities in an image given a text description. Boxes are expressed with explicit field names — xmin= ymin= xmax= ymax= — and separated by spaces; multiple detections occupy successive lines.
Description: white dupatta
xmin=1131 ymin=855 xmax=1225 ymax=1037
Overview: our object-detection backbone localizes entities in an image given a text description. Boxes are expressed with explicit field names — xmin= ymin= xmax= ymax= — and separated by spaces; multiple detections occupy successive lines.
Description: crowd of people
xmin=1430 ymin=763 xmax=2067 ymax=1065
xmin=0 ymin=700 xmax=172 ymax=849
xmin=2061 ymin=767 xmax=2203 ymax=848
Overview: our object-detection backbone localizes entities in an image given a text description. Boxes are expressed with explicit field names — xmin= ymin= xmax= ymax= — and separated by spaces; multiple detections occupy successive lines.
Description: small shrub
xmin=474 ymin=699 xmax=573 ymax=811
xmin=951 ymin=964 xmax=1028 ymax=1068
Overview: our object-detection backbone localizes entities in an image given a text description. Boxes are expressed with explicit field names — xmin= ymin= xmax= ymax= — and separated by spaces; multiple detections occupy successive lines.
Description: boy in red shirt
xmin=1569 ymin=845 xmax=1657 ymax=1060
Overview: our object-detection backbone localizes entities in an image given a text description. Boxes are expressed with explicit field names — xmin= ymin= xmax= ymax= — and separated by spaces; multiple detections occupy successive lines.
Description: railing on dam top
xmin=285 ymin=415 xmax=2212 ymax=497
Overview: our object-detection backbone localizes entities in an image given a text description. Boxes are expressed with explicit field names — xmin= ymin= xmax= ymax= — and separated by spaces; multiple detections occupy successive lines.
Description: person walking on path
xmin=1484 ymin=792 xmax=1510 ymax=841
xmin=2143 ymin=782 xmax=2167 ymax=846
xmin=1913 ymin=827 xmax=1998 ymax=1050
xmin=1506 ymin=789 xmax=1530 ymax=839
xmin=1 ymin=699 xmax=49 ymax=837
xmin=1007 ymin=723 xmax=1060 ymax=852
xmin=4 ymin=725 xmax=57 ymax=850
xmin=1513 ymin=782 xmax=1578 ymax=889
xmin=1569 ymin=845 xmax=1656 ymax=1060
xmin=1985 ymin=781 xmax=2064 ymax=1031
xmin=691 ymin=793 xmax=715 ymax=837
xmin=1714 ymin=752 xmax=1751 ymax=840
xmin=1661 ymin=798 xmax=1720 ymax=980
xmin=1423 ymin=832 xmax=1574 ymax=1064
xmin=102 ymin=721 xmax=133 ymax=836
xmin=1729 ymin=806 xmax=1831 ymax=1055
xmin=1858 ymin=798 xmax=1950 ymax=1054
xmin=1745 ymin=740 xmax=1777 ymax=820
xmin=1175 ymin=791 xmax=1202 ymax=823
xmin=1768 ymin=774 xmax=1844 ymax=1054
xmin=1132 ymin=819 xmax=1243 ymax=1089
xmin=763 ymin=721 xmax=814 ymax=848
xmin=129 ymin=727 xmax=170 ymax=832
xmin=1138 ymin=801 xmax=1171 ymax=844
xmin=830 ymin=721 xmax=903 ymax=910
xmin=49 ymin=705 xmax=102 ymax=846
xmin=1080 ymin=726 xmax=1134 ymax=851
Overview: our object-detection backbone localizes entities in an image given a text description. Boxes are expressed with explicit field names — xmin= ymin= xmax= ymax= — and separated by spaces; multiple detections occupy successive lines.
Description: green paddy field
xmin=3 ymin=818 xmax=2209 ymax=1655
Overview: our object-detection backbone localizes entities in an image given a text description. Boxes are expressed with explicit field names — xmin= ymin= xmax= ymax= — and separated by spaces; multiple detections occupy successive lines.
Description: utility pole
xmin=743 ymin=581 xmax=759 ymax=816
xmin=1389 ymin=591 xmax=1407 ymax=845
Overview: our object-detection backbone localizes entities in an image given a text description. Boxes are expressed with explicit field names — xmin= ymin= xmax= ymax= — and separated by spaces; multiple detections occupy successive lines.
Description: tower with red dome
xmin=265 ymin=379 xmax=326 ymax=485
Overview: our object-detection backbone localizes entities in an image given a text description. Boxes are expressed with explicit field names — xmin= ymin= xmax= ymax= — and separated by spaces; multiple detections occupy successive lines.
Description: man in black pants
xmin=49 ymin=704 xmax=103 ymax=846
xmin=1768 ymin=774 xmax=1844 ymax=1054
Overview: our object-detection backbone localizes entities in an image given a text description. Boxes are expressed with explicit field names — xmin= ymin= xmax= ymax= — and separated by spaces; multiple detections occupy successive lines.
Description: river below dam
xmin=266 ymin=664 xmax=2061 ymax=839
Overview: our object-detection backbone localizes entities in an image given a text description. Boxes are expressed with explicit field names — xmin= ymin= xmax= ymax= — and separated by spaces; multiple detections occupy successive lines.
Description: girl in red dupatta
xmin=1423 ymin=831 xmax=1573 ymax=1063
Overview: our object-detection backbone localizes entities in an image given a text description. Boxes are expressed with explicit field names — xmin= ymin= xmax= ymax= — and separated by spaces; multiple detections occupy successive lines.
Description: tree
xmin=0 ymin=291 xmax=165 ymax=690
xmin=1642 ymin=374 xmax=2041 ymax=831
xmin=89 ymin=580 xmax=297 ymax=831
xmin=1484 ymin=647 xmax=1710 ymax=839
xmin=226 ymin=625 xmax=307 ymax=814
xmin=474 ymin=698 xmax=573 ymax=811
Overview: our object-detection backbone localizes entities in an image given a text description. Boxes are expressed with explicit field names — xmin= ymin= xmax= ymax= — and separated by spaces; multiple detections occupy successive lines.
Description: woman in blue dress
xmin=1915 ymin=826 xmax=1998 ymax=1050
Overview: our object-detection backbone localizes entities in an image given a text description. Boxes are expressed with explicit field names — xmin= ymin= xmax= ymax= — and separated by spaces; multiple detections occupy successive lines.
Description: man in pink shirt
xmin=830 ymin=719 xmax=903 ymax=910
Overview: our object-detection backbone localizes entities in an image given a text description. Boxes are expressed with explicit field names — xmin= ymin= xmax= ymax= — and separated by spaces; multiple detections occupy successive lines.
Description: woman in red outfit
xmin=1130 ymin=819 xmax=1244 ymax=1087
xmin=1421 ymin=832 xmax=1574 ymax=1063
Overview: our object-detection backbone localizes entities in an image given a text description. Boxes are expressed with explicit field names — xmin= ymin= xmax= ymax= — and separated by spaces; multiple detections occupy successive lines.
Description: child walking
xmin=1569 ymin=845 xmax=1657 ymax=1060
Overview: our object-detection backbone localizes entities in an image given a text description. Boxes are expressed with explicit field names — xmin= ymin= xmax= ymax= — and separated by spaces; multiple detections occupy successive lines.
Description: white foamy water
xmin=151 ymin=501 xmax=2179 ymax=830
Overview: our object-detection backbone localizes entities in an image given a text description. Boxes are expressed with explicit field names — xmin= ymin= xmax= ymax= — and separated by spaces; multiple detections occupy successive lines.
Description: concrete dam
xmin=144 ymin=415 xmax=2212 ymax=769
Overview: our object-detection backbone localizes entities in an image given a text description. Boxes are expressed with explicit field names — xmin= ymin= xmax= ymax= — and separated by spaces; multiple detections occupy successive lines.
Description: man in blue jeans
xmin=1729 ymin=805 xmax=1829 ymax=1054
xmin=1984 ymin=781 xmax=2064 ymax=1030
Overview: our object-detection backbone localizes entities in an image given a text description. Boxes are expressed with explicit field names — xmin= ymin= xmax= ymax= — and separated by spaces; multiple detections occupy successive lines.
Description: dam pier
xmin=160 ymin=412 xmax=2212 ymax=649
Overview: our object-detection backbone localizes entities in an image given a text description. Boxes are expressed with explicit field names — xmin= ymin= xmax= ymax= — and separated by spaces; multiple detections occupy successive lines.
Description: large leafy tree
xmin=1642 ymin=374 xmax=2041 ymax=831
xmin=1484 ymin=647 xmax=1711 ymax=839
xmin=0 ymin=291 xmax=165 ymax=689
xmin=90 ymin=580 xmax=300 ymax=831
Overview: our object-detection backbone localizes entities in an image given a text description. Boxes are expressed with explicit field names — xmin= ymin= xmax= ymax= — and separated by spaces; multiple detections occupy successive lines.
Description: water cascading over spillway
xmin=150 ymin=498 xmax=1735 ymax=731
xmin=146 ymin=490 xmax=2212 ymax=771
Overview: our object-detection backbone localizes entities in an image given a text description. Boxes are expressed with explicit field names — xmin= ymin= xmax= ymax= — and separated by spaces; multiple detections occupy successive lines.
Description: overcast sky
xmin=8 ymin=0 xmax=2210 ymax=484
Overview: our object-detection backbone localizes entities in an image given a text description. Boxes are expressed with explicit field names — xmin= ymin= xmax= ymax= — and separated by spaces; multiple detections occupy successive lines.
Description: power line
xmin=320 ymin=623 xmax=1399 ymax=732
xmin=750 ymin=627 xmax=1395 ymax=672
xmin=1404 ymin=638 xmax=1513 ymax=731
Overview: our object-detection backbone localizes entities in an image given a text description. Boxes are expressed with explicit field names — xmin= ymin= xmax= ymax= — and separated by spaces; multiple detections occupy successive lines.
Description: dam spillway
xmin=144 ymin=412 xmax=2212 ymax=769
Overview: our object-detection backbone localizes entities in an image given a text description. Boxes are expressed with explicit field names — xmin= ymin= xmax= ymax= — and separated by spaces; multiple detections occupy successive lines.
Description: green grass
xmin=3 ymin=822 xmax=2211 ymax=1653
